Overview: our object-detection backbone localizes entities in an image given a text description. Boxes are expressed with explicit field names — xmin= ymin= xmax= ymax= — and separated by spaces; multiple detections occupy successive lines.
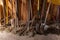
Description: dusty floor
xmin=34 ymin=34 xmax=59 ymax=40
xmin=0 ymin=31 xmax=60 ymax=40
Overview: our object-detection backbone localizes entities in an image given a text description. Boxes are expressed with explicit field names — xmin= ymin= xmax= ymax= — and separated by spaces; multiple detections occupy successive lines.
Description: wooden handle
xmin=6 ymin=0 xmax=8 ymax=24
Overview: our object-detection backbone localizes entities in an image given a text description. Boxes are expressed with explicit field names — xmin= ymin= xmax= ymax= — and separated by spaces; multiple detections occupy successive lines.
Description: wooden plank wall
xmin=0 ymin=0 xmax=59 ymax=25
xmin=46 ymin=0 xmax=59 ymax=24
xmin=17 ymin=0 xmax=30 ymax=23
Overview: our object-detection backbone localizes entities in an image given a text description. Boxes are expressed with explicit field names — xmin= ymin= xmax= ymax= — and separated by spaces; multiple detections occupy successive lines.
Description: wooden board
xmin=52 ymin=0 xmax=60 ymax=5
xmin=47 ymin=0 xmax=60 ymax=5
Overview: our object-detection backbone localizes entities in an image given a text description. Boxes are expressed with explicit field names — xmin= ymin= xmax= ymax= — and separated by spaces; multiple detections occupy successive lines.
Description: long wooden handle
xmin=37 ymin=0 xmax=39 ymax=11
xmin=6 ymin=0 xmax=8 ymax=24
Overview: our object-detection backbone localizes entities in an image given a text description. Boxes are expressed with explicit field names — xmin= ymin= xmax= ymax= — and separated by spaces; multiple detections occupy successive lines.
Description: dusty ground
xmin=34 ymin=34 xmax=59 ymax=40
xmin=0 ymin=31 xmax=34 ymax=40
xmin=0 ymin=31 xmax=60 ymax=40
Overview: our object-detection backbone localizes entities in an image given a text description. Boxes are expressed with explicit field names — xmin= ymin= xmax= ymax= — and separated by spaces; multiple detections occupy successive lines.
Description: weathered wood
xmin=0 ymin=0 xmax=3 ymax=26
xmin=5 ymin=0 xmax=8 ymax=24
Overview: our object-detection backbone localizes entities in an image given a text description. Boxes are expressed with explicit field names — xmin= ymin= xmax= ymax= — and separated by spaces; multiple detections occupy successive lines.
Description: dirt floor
xmin=0 ymin=31 xmax=60 ymax=40
xmin=34 ymin=34 xmax=59 ymax=40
